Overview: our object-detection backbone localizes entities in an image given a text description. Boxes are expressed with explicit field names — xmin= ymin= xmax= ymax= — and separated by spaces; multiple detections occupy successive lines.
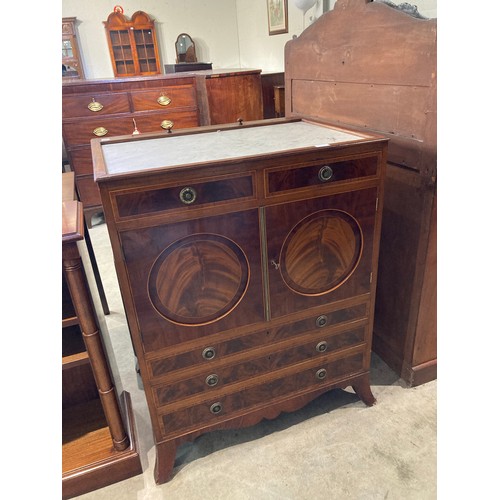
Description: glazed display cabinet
xmin=92 ymin=118 xmax=387 ymax=483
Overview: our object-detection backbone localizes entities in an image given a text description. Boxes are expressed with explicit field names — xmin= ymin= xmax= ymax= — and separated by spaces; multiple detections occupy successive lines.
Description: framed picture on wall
xmin=267 ymin=0 xmax=288 ymax=35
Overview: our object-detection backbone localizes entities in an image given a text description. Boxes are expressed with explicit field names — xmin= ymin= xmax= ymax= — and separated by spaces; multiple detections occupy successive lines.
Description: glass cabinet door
xmin=104 ymin=10 xmax=161 ymax=77
xmin=109 ymin=29 xmax=135 ymax=76
xmin=62 ymin=17 xmax=84 ymax=80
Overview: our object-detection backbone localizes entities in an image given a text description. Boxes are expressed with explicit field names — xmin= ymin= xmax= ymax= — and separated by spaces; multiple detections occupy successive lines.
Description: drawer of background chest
xmin=130 ymin=84 xmax=197 ymax=112
xmin=62 ymin=92 xmax=131 ymax=118
xmin=113 ymin=172 xmax=254 ymax=219
xmin=158 ymin=348 xmax=367 ymax=438
xmin=266 ymin=155 xmax=379 ymax=195
xmin=63 ymin=117 xmax=135 ymax=146
xmin=67 ymin=146 xmax=92 ymax=176
xmin=153 ymin=323 xmax=368 ymax=407
xmin=147 ymin=301 xmax=368 ymax=380
xmin=132 ymin=109 xmax=199 ymax=134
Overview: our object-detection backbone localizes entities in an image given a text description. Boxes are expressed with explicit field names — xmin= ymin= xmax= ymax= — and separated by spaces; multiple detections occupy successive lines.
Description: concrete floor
xmin=75 ymin=220 xmax=437 ymax=500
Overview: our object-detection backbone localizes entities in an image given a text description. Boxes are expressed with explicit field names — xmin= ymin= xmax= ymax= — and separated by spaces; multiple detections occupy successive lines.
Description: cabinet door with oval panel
xmin=120 ymin=209 xmax=265 ymax=352
xmin=265 ymin=187 xmax=378 ymax=319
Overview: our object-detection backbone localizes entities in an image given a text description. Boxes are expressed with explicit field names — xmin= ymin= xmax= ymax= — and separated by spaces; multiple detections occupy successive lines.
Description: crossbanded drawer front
xmin=62 ymin=93 xmax=131 ymax=118
xmin=63 ymin=117 xmax=135 ymax=146
xmin=159 ymin=350 xmax=366 ymax=438
xmin=114 ymin=174 xmax=254 ymax=219
xmin=148 ymin=302 xmax=368 ymax=379
xmin=153 ymin=325 xmax=367 ymax=406
xmin=266 ymin=155 xmax=378 ymax=195
xmin=132 ymin=110 xmax=199 ymax=133
xmin=130 ymin=85 xmax=197 ymax=111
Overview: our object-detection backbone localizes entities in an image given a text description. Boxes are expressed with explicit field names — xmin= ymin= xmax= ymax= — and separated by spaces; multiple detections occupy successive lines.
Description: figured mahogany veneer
xmin=92 ymin=118 xmax=387 ymax=484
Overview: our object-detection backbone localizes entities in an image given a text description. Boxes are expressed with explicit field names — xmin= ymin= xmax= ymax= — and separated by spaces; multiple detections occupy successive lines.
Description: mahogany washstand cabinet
xmin=92 ymin=117 xmax=387 ymax=483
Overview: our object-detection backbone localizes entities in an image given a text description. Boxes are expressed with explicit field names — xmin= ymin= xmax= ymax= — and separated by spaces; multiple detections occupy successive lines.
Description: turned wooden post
xmin=62 ymin=200 xmax=129 ymax=451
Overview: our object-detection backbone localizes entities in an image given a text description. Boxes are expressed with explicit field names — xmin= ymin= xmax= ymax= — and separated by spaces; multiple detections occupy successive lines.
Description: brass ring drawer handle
xmin=318 ymin=165 xmax=334 ymax=182
xmin=157 ymin=94 xmax=171 ymax=106
xmin=93 ymin=126 xmax=108 ymax=137
xmin=316 ymin=315 xmax=328 ymax=328
xmin=210 ymin=402 xmax=223 ymax=414
xmin=161 ymin=119 xmax=174 ymax=131
xmin=205 ymin=374 xmax=219 ymax=387
xmin=88 ymin=98 xmax=104 ymax=112
xmin=202 ymin=347 xmax=216 ymax=360
xmin=316 ymin=341 xmax=328 ymax=353
xmin=180 ymin=187 xmax=197 ymax=205
xmin=316 ymin=368 xmax=327 ymax=380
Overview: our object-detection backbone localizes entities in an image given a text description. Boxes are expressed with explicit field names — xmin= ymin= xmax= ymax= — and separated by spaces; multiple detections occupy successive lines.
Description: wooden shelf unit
xmin=62 ymin=175 xmax=142 ymax=498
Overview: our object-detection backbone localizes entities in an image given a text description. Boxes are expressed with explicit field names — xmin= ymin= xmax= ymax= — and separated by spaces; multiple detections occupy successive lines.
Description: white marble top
xmin=101 ymin=121 xmax=365 ymax=175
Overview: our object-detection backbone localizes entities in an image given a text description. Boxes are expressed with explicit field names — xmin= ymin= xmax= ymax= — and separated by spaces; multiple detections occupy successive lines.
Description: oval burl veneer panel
xmin=148 ymin=234 xmax=250 ymax=326
xmin=280 ymin=210 xmax=362 ymax=296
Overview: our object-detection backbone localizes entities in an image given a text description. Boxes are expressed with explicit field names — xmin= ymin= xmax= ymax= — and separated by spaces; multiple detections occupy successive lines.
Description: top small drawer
xmin=130 ymin=84 xmax=197 ymax=112
xmin=113 ymin=174 xmax=255 ymax=219
xmin=63 ymin=93 xmax=131 ymax=118
xmin=266 ymin=155 xmax=378 ymax=195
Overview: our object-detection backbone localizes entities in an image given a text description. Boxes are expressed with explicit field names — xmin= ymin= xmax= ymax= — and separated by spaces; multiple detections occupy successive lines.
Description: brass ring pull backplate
xmin=318 ymin=165 xmax=334 ymax=182
xmin=202 ymin=347 xmax=216 ymax=360
xmin=93 ymin=126 xmax=108 ymax=137
xmin=206 ymin=374 xmax=219 ymax=387
xmin=157 ymin=94 xmax=171 ymax=106
xmin=180 ymin=187 xmax=197 ymax=205
xmin=210 ymin=402 xmax=223 ymax=414
xmin=88 ymin=98 xmax=104 ymax=112
xmin=316 ymin=315 xmax=328 ymax=328
xmin=316 ymin=341 xmax=328 ymax=353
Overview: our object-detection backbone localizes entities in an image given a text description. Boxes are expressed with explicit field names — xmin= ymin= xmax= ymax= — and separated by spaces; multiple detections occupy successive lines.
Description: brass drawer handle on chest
xmin=315 ymin=315 xmax=328 ymax=328
xmin=315 ymin=368 xmax=327 ymax=381
xmin=87 ymin=98 xmax=104 ymax=112
xmin=161 ymin=120 xmax=174 ymax=132
xmin=210 ymin=402 xmax=223 ymax=414
xmin=93 ymin=126 xmax=108 ymax=137
xmin=157 ymin=93 xmax=172 ymax=106
xmin=318 ymin=165 xmax=334 ymax=182
xmin=205 ymin=374 xmax=219 ymax=387
xmin=316 ymin=341 xmax=328 ymax=353
xmin=180 ymin=186 xmax=197 ymax=205
xmin=202 ymin=347 xmax=216 ymax=360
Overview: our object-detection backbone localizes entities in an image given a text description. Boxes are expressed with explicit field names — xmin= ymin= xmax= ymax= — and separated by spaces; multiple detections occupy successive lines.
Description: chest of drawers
xmin=63 ymin=75 xmax=200 ymax=225
xmin=92 ymin=118 xmax=387 ymax=483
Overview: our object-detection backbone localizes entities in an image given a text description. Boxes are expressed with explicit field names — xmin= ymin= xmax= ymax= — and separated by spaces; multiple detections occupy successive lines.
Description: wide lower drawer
xmin=132 ymin=109 xmax=199 ymax=133
xmin=75 ymin=175 xmax=102 ymax=208
xmin=63 ymin=116 xmax=136 ymax=146
xmin=153 ymin=324 xmax=368 ymax=407
xmin=67 ymin=146 xmax=92 ymax=176
xmin=147 ymin=302 xmax=368 ymax=379
xmin=130 ymin=84 xmax=197 ymax=112
xmin=63 ymin=110 xmax=200 ymax=148
xmin=158 ymin=349 xmax=366 ymax=438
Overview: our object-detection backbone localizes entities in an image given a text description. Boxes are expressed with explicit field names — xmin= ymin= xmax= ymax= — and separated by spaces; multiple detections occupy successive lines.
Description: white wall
xmin=62 ymin=0 xmax=241 ymax=79
xmin=62 ymin=0 xmax=437 ymax=78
